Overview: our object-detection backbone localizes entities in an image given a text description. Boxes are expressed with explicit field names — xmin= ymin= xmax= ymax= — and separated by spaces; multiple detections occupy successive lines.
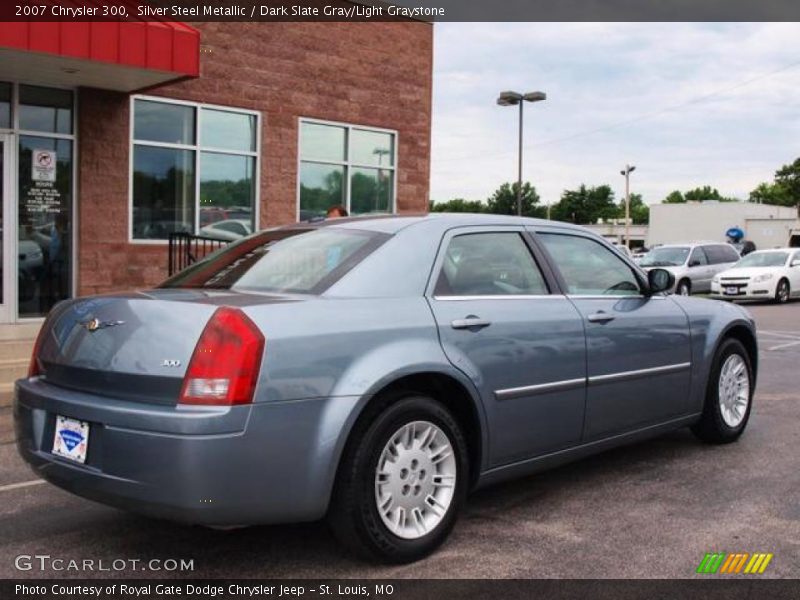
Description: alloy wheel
xmin=374 ymin=420 xmax=457 ymax=540
xmin=718 ymin=353 xmax=750 ymax=428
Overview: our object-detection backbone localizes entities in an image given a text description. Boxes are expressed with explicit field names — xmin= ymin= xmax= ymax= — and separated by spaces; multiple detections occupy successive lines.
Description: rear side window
xmin=689 ymin=247 xmax=709 ymax=266
xmin=538 ymin=233 xmax=641 ymax=296
xmin=705 ymin=244 xmax=740 ymax=264
xmin=435 ymin=232 xmax=549 ymax=296
xmin=161 ymin=228 xmax=387 ymax=293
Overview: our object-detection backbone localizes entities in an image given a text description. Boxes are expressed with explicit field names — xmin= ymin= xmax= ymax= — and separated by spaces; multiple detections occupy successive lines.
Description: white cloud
xmin=430 ymin=23 xmax=800 ymax=206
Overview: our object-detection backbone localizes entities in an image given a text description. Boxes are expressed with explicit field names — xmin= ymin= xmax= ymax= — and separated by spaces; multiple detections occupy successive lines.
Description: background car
xmin=16 ymin=215 xmax=757 ymax=563
xmin=199 ymin=219 xmax=253 ymax=241
xmin=639 ymin=241 xmax=740 ymax=295
xmin=712 ymin=248 xmax=800 ymax=303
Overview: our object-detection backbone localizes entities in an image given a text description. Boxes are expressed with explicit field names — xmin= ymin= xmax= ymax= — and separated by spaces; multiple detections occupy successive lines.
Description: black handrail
xmin=168 ymin=232 xmax=230 ymax=276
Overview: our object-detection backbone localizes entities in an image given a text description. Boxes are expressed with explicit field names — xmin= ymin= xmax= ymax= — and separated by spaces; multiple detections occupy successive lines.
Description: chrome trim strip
xmin=589 ymin=362 xmax=691 ymax=385
xmin=495 ymin=377 xmax=586 ymax=401
xmin=434 ymin=294 xmax=559 ymax=301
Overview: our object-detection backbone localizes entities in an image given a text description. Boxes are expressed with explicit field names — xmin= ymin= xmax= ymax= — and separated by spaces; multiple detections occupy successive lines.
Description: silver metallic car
xmin=639 ymin=242 xmax=740 ymax=296
xmin=15 ymin=215 xmax=757 ymax=563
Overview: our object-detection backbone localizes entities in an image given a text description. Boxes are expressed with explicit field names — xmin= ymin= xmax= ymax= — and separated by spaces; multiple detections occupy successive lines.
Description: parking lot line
xmin=758 ymin=330 xmax=800 ymax=339
xmin=767 ymin=340 xmax=800 ymax=351
xmin=0 ymin=479 xmax=44 ymax=493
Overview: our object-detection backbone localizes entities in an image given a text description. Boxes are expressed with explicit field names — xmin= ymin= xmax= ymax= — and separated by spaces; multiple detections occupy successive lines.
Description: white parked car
xmin=199 ymin=219 xmax=253 ymax=241
xmin=711 ymin=248 xmax=800 ymax=303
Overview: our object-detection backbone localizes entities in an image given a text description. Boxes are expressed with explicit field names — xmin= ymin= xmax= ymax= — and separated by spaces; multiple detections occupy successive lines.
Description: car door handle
xmin=451 ymin=316 xmax=491 ymax=330
xmin=587 ymin=311 xmax=615 ymax=323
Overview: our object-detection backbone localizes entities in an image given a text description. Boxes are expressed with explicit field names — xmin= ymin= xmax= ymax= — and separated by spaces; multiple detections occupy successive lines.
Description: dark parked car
xmin=15 ymin=215 xmax=757 ymax=562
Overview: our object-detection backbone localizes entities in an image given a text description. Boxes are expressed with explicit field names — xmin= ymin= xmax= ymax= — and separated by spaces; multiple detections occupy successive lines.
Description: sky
xmin=430 ymin=23 xmax=800 ymax=208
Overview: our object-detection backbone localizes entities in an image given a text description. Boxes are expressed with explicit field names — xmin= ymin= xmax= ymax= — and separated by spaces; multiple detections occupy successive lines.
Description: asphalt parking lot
xmin=1 ymin=301 xmax=798 ymax=580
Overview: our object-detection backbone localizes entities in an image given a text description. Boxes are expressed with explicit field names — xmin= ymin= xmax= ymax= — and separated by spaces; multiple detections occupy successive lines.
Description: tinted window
xmin=689 ymin=247 xmax=709 ymax=266
xmin=539 ymin=233 xmax=641 ymax=296
xmin=705 ymin=244 xmax=740 ymax=264
xmin=435 ymin=233 xmax=548 ymax=296
xmin=161 ymin=228 xmax=386 ymax=294
xmin=639 ymin=246 xmax=689 ymax=267
xmin=134 ymin=99 xmax=195 ymax=145
xmin=19 ymin=85 xmax=73 ymax=134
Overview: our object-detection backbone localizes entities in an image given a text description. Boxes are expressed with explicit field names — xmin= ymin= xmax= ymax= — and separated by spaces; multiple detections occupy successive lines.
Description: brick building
xmin=0 ymin=18 xmax=433 ymax=324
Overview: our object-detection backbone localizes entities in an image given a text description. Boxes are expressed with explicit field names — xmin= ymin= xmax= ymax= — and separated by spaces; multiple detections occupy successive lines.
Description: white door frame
xmin=0 ymin=132 xmax=15 ymax=323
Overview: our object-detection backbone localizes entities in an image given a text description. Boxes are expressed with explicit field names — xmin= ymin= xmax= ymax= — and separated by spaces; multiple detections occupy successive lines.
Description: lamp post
xmin=497 ymin=90 xmax=546 ymax=216
xmin=620 ymin=164 xmax=636 ymax=248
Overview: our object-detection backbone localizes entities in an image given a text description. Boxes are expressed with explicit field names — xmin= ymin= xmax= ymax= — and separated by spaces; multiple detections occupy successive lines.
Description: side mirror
xmin=688 ymin=259 xmax=700 ymax=267
xmin=648 ymin=268 xmax=675 ymax=295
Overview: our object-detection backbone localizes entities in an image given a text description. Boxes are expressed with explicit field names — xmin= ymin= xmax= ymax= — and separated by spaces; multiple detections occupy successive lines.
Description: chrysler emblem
xmin=81 ymin=318 xmax=125 ymax=332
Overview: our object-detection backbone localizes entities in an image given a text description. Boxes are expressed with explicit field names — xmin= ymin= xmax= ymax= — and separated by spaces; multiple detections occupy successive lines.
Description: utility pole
xmin=620 ymin=164 xmax=636 ymax=248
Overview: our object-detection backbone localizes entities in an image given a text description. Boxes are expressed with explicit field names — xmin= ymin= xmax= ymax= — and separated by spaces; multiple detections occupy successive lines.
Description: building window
xmin=131 ymin=97 xmax=259 ymax=241
xmin=298 ymin=119 xmax=396 ymax=220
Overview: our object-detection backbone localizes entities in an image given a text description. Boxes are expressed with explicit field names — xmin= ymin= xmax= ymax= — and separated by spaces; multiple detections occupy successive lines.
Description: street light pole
xmin=497 ymin=90 xmax=546 ymax=217
xmin=620 ymin=164 xmax=636 ymax=248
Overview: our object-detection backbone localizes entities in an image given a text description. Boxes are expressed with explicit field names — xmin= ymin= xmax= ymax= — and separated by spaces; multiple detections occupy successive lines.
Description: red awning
xmin=0 ymin=10 xmax=199 ymax=92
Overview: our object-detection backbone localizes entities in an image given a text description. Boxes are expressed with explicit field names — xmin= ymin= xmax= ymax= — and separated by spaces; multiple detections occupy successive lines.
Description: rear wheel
xmin=677 ymin=279 xmax=691 ymax=296
xmin=775 ymin=278 xmax=790 ymax=304
xmin=328 ymin=394 xmax=468 ymax=563
xmin=691 ymin=338 xmax=753 ymax=444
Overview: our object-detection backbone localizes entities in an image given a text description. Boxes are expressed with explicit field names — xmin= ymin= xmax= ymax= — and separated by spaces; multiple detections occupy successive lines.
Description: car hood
xmin=716 ymin=267 xmax=783 ymax=279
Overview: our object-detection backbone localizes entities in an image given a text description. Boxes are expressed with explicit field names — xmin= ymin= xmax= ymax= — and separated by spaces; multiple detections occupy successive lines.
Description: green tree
xmin=485 ymin=181 xmax=544 ymax=218
xmin=617 ymin=193 xmax=649 ymax=224
xmin=683 ymin=185 xmax=737 ymax=202
xmin=429 ymin=198 xmax=487 ymax=213
xmin=551 ymin=184 xmax=617 ymax=224
xmin=663 ymin=190 xmax=686 ymax=204
xmin=770 ymin=158 xmax=800 ymax=208
xmin=748 ymin=181 xmax=792 ymax=206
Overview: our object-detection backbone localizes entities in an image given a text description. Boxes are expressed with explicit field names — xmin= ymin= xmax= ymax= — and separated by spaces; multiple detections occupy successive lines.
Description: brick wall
xmin=77 ymin=21 xmax=432 ymax=296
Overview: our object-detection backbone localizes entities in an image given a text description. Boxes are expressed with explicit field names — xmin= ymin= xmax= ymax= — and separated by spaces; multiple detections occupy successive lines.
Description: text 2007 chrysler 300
xmin=15 ymin=214 xmax=757 ymax=563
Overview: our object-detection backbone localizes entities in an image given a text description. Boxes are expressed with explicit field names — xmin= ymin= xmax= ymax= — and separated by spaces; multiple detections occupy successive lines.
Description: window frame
xmin=429 ymin=226 xmax=556 ymax=300
xmin=296 ymin=117 xmax=398 ymax=221
xmin=129 ymin=95 xmax=261 ymax=244
xmin=533 ymin=230 xmax=648 ymax=298
xmin=689 ymin=246 xmax=709 ymax=266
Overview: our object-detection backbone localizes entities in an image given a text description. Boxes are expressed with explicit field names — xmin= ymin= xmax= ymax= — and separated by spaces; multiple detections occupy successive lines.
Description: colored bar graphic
xmin=698 ymin=552 xmax=773 ymax=574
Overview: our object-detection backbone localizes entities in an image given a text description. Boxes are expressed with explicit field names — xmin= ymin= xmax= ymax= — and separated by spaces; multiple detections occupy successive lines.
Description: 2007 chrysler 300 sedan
xmin=15 ymin=214 xmax=757 ymax=563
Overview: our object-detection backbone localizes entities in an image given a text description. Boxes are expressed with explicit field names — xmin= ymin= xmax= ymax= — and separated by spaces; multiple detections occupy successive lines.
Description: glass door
xmin=0 ymin=134 xmax=12 ymax=322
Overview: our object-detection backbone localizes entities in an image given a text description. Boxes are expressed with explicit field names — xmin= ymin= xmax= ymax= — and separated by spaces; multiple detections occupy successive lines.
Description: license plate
xmin=52 ymin=415 xmax=90 ymax=464
xmin=725 ymin=286 xmax=739 ymax=295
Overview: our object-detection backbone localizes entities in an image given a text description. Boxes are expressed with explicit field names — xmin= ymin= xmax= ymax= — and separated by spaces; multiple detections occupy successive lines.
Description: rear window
xmin=160 ymin=228 xmax=388 ymax=294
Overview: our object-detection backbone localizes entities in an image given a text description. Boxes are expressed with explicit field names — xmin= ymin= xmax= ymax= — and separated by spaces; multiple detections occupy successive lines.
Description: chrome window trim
xmin=495 ymin=378 xmax=586 ymax=401
xmin=434 ymin=294 xmax=559 ymax=301
xmin=588 ymin=362 xmax=691 ymax=385
xmin=565 ymin=294 xmax=667 ymax=300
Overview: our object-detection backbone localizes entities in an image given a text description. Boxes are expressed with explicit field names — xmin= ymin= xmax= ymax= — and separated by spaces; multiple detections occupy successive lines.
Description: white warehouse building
xmin=647 ymin=202 xmax=798 ymax=249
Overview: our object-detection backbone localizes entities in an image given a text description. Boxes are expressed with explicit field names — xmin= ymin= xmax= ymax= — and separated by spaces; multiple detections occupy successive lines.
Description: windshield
xmin=639 ymin=246 xmax=689 ymax=267
xmin=160 ymin=227 xmax=388 ymax=293
xmin=733 ymin=252 xmax=788 ymax=269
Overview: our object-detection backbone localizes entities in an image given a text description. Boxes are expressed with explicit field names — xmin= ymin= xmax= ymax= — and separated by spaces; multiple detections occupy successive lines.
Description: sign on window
xmin=32 ymin=149 xmax=56 ymax=182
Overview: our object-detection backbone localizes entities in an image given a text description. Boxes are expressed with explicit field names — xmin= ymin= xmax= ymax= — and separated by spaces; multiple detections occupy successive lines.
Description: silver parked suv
xmin=640 ymin=242 xmax=740 ymax=295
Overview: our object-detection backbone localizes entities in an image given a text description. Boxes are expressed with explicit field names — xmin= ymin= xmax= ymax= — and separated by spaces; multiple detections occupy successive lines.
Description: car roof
xmin=748 ymin=248 xmax=794 ymax=254
xmin=657 ymin=241 xmax=727 ymax=248
xmin=269 ymin=213 xmax=590 ymax=235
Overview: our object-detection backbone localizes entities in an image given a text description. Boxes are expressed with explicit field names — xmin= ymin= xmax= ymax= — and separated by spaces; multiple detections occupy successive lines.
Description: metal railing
xmin=168 ymin=232 xmax=230 ymax=276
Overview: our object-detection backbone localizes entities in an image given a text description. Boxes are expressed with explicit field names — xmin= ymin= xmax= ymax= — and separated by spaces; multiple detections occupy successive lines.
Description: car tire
xmin=328 ymin=394 xmax=469 ymax=563
xmin=677 ymin=279 xmax=691 ymax=296
xmin=775 ymin=278 xmax=790 ymax=304
xmin=691 ymin=338 xmax=753 ymax=444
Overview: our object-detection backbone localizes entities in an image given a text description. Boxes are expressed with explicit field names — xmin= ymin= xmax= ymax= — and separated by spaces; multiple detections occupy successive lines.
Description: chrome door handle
xmin=587 ymin=311 xmax=615 ymax=323
xmin=451 ymin=317 xmax=491 ymax=330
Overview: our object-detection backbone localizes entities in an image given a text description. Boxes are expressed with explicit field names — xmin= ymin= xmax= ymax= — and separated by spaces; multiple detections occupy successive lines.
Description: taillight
xmin=28 ymin=323 xmax=47 ymax=378
xmin=179 ymin=307 xmax=265 ymax=406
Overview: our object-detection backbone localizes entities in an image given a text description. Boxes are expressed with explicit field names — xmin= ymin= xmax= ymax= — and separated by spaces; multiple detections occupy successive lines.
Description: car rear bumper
xmin=14 ymin=377 xmax=359 ymax=526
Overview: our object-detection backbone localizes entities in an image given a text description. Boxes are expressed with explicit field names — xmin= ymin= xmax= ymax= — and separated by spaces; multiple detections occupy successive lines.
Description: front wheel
xmin=775 ymin=279 xmax=790 ymax=304
xmin=677 ymin=279 xmax=691 ymax=296
xmin=328 ymin=395 xmax=469 ymax=563
xmin=691 ymin=338 xmax=753 ymax=444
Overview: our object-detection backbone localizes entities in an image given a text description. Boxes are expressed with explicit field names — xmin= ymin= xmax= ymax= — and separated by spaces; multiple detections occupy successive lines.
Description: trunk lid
xmin=34 ymin=289 xmax=291 ymax=405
